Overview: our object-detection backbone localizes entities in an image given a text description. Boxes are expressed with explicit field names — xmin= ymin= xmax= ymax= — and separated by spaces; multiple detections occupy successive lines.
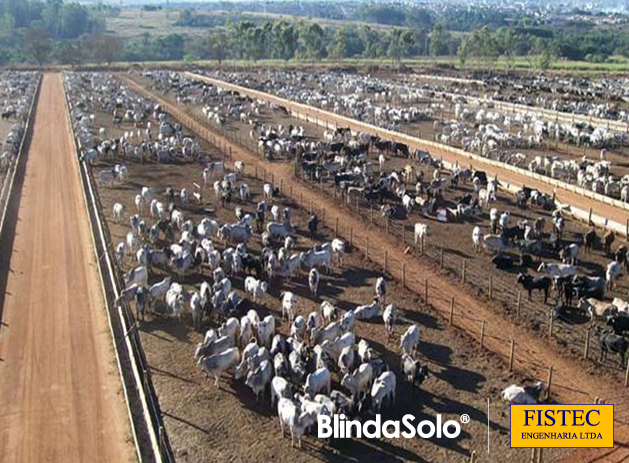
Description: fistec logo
xmin=511 ymin=405 xmax=614 ymax=448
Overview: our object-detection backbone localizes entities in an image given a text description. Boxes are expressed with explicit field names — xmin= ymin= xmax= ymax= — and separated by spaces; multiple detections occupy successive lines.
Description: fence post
xmin=449 ymin=297 xmax=455 ymax=326
xmin=517 ymin=291 xmax=522 ymax=317
xmin=546 ymin=366 xmax=553 ymax=400
xmin=509 ymin=340 xmax=515 ymax=371
xmin=335 ymin=217 xmax=339 ymax=237
xmin=583 ymin=329 xmax=590 ymax=359
xmin=402 ymin=263 xmax=406 ymax=287
xmin=424 ymin=279 xmax=429 ymax=304
xmin=480 ymin=319 xmax=486 ymax=348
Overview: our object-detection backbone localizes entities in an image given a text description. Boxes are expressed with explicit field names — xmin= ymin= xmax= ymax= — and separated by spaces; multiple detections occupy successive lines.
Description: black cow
xmin=491 ymin=255 xmax=514 ymax=270
xmin=606 ymin=315 xmax=629 ymax=336
xmin=516 ymin=273 xmax=552 ymax=303
xmin=598 ymin=330 xmax=628 ymax=367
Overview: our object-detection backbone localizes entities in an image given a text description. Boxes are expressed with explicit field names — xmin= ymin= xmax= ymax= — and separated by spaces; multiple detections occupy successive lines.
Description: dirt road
xmin=0 ymin=74 xmax=135 ymax=463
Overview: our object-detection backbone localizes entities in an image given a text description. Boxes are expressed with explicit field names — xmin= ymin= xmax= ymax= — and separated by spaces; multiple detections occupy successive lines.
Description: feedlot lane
xmin=0 ymin=74 xmax=135 ymax=463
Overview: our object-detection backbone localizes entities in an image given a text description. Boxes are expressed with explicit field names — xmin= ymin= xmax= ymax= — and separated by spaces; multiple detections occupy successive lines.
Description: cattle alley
xmin=121 ymin=75 xmax=629 ymax=416
xmin=0 ymin=74 xmax=135 ymax=463
xmin=187 ymin=72 xmax=629 ymax=234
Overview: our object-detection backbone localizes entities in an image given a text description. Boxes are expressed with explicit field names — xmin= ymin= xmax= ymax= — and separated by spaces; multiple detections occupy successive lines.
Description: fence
xmin=62 ymin=75 xmax=176 ymax=463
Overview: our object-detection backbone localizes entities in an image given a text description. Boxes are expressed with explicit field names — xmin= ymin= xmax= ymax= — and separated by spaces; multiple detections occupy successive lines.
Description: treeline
xmin=0 ymin=0 xmax=111 ymax=64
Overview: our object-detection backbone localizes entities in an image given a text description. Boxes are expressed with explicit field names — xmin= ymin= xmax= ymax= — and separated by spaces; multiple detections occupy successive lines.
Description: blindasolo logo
xmin=511 ymin=405 xmax=614 ymax=448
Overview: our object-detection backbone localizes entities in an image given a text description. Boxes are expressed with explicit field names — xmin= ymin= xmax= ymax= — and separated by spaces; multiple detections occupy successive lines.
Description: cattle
xmin=371 ymin=371 xmax=396 ymax=412
xmin=197 ymin=347 xmax=240 ymax=387
xmin=341 ymin=363 xmax=373 ymax=399
xmin=304 ymin=367 xmax=331 ymax=398
xmin=400 ymin=325 xmax=420 ymax=357
xmin=244 ymin=276 xmax=268 ymax=303
xmin=578 ymin=297 xmax=616 ymax=319
xmin=598 ymin=330 xmax=629 ymax=367
xmin=277 ymin=398 xmax=316 ymax=448
xmin=606 ymin=261 xmax=621 ymax=290
xmin=516 ymin=274 xmax=551 ymax=303
xmin=501 ymin=382 xmax=544 ymax=405
xmin=401 ymin=354 xmax=430 ymax=389
xmin=606 ymin=315 xmax=629 ymax=335
xmin=537 ymin=262 xmax=577 ymax=279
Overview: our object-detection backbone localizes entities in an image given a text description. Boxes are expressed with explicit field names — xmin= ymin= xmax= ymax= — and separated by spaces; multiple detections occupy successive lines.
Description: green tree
xmin=387 ymin=28 xmax=414 ymax=65
xmin=457 ymin=37 xmax=471 ymax=67
xmin=429 ymin=22 xmax=446 ymax=57
xmin=301 ymin=23 xmax=325 ymax=61
xmin=502 ymin=29 xmax=516 ymax=70
xmin=208 ymin=29 xmax=229 ymax=65
xmin=23 ymin=26 xmax=51 ymax=66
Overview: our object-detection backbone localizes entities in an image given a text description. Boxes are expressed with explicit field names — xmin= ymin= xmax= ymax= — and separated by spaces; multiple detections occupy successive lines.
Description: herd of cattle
xmin=192 ymin=69 xmax=629 ymax=203
xmin=61 ymin=69 xmax=561 ymax=449
xmin=136 ymin=68 xmax=629 ymax=371
xmin=0 ymin=72 xmax=39 ymax=174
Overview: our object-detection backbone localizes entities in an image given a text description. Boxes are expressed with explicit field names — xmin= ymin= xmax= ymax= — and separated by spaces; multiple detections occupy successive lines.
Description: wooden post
xmin=509 ymin=340 xmax=515 ymax=371
xmin=583 ymin=329 xmax=590 ymax=359
xmin=402 ymin=263 xmax=406 ymax=287
xmin=489 ymin=275 xmax=493 ymax=300
xmin=449 ymin=297 xmax=455 ymax=326
xmin=424 ymin=279 xmax=429 ymax=304
xmin=335 ymin=217 xmax=339 ymax=237
xmin=462 ymin=259 xmax=467 ymax=283
xmin=480 ymin=319 xmax=486 ymax=348
xmin=548 ymin=313 xmax=554 ymax=338
xmin=517 ymin=291 xmax=522 ymax=317
xmin=546 ymin=366 xmax=553 ymax=400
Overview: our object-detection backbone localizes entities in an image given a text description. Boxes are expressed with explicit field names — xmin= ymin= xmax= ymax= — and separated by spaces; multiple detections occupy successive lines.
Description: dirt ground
xmin=75 ymin=73 xmax=568 ymax=462
xmin=0 ymin=74 xmax=135 ymax=463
